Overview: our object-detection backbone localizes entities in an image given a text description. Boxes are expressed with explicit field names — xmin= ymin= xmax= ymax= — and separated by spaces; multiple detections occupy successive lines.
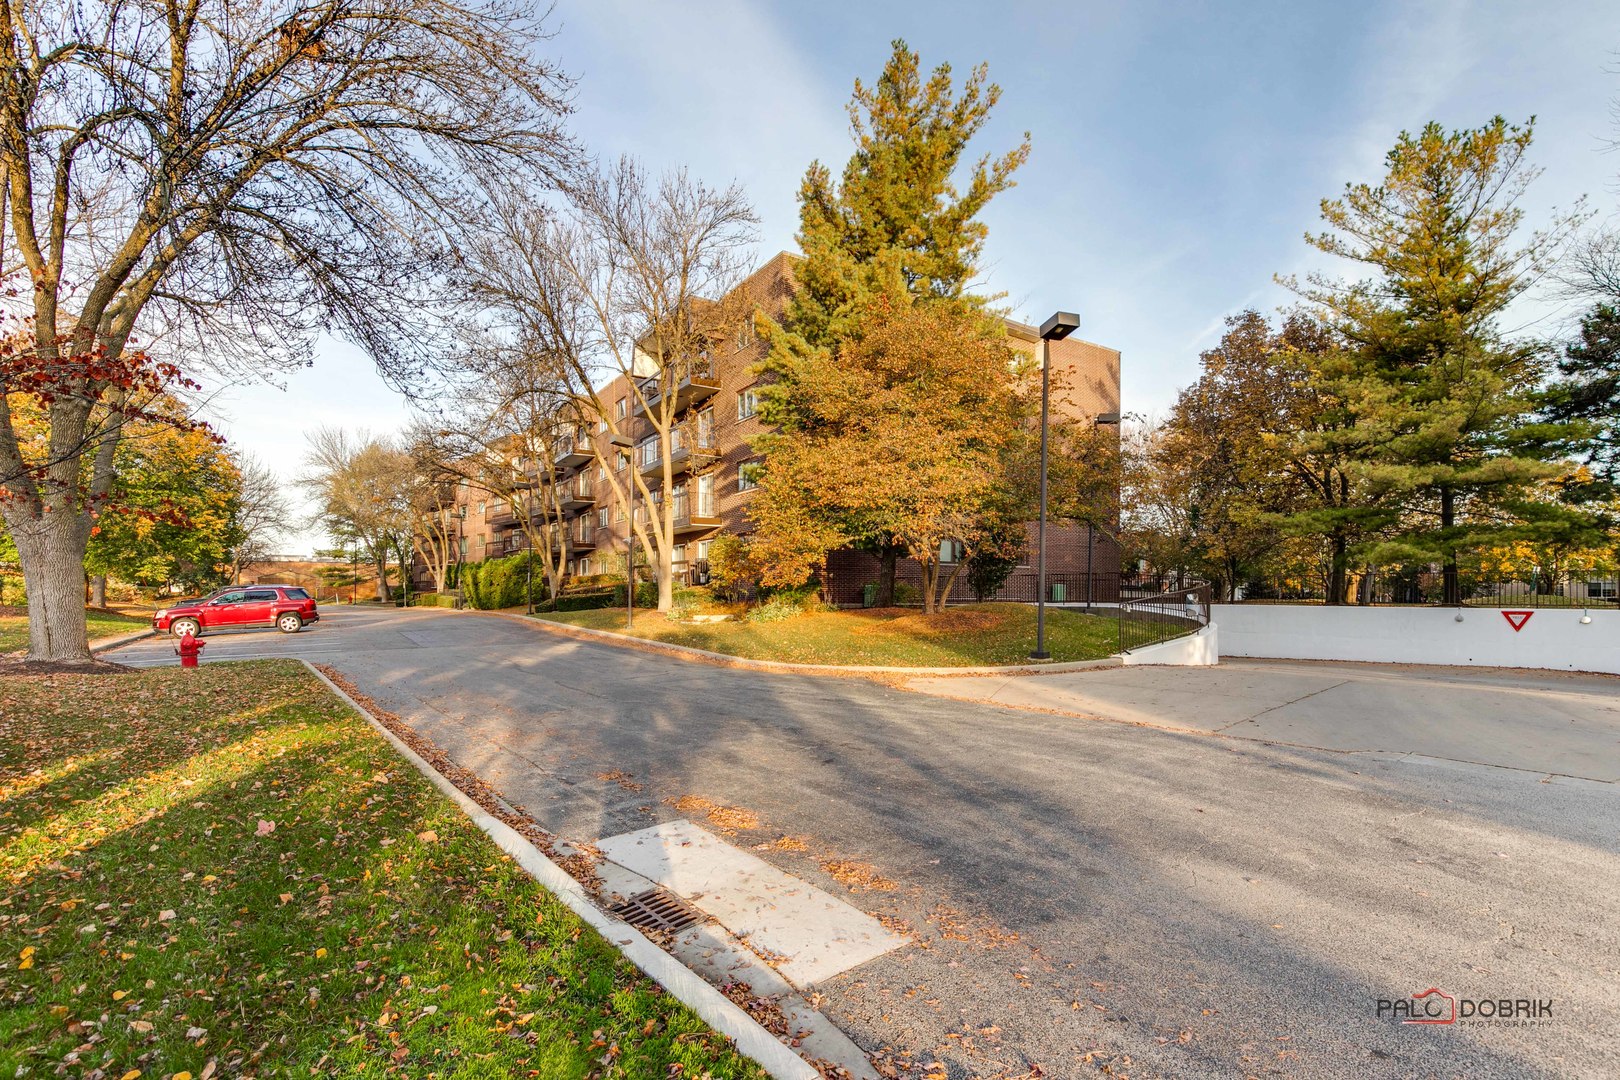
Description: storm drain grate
xmin=609 ymin=888 xmax=705 ymax=934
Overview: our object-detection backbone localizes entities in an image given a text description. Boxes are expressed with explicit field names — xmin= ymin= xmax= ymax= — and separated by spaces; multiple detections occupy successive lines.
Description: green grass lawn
xmin=535 ymin=602 xmax=1126 ymax=666
xmin=0 ymin=608 xmax=151 ymax=653
xmin=0 ymin=660 xmax=765 ymax=1080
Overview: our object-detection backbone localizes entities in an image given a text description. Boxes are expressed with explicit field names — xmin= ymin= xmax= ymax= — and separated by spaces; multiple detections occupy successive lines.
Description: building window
xmin=939 ymin=540 xmax=967 ymax=564
xmin=696 ymin=406 xmax=715 ymax=448
xmin=617 ymin=505 xmax=626 ymax=524
xmin=597 ymin=416 xmax=607 ymax=433
xmin=616 ymin=397 xmax=627 ymax=419
xmin=1591 ymin=580 xmax=1618 ymax=599
xmin=738 ymin=462 xmax=762 ymax=492
xmin=735 ymin=321 xmax=755 ymax=351
xmin=597 ymin=464 xmax=606 ymax=483
xmin=477 ymin=500 xmax=486 ymax=516
xmin=458 ymin=536 xmax=467 ymax=557
xmin=737 ymin=388 xmax=759 ymax=420
xmin=598 ymin=507 xmax=609 ymax=528
xmin=697 ymin=539 xmax=712 ymax=561
xmin=615 ymin=450 xmax=629 ymax=472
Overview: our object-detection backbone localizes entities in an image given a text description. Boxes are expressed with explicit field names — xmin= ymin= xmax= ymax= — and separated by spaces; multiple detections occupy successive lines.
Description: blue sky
xmin=215 ymin=0 xmax=1620 ymax=555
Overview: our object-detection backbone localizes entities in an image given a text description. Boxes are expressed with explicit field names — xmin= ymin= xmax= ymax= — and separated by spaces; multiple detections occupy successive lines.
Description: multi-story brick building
xmin=414 ymin=252 xmax=1122 ymax=606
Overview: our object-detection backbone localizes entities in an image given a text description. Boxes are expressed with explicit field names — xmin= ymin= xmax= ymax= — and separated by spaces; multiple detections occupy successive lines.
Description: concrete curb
xmin=298 ymin=660 xmax=819 ymax=1080
xmin=467 ymin=607 xmax=1123 ymax=679
xmin=90 ymin=628 xmax=155 ymax=654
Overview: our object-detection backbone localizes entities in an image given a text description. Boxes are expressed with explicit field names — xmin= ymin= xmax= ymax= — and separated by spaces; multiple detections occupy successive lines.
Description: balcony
xmin=670 ymin=492 xmax=721 ymax=536
xmin=565 ymin=525 xmax=596 ymax=552
xmin=558 ymin=477 xmax=596 ymax=511
xmin=637 ymin=432 xmax=719 ymax=477
xmin=632 ymin=361 xmax=721 ymax=418
xmin=487 ymin=505 xmax=521 ymax=532
xmin=554 ymin=431 xmax=594 ymax=470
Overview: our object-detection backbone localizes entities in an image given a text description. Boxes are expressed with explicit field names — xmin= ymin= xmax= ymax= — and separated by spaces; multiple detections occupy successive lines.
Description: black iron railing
xmin=1118 ymin=581 xmax=1210 ymax=653
xmin=1225 ymin=568 xmax=1619 ymax=609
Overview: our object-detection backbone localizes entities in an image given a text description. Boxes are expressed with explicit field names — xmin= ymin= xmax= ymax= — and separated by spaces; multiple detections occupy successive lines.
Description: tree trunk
xmin=919 ymin=558 xmax=937 ymax=614
xmin=656 ymin=558 xmax=675 ymax=612
xmin=8 ymin=515 xmax=92 ymax=662
xmin=1439 ymin=487 xmax=1459 ymax=606
xmin=90 ymin=575 xmax=107 ymax=609
xmin=374 ymin=554 xmax=391 ymax=602
xmin=1327 ymin=532 xmax=1348 ymax=606
xmin=876 ymin=544 xmax=898 ymax=607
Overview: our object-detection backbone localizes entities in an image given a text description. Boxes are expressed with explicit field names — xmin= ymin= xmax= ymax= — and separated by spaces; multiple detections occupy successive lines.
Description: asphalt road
xmin=112 ymin=607 xmax=1620 ymax=1079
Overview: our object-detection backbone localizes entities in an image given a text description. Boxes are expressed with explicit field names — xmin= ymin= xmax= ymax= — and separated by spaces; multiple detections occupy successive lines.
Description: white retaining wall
xmin=1121 ymin=623 xmax=1219 ymax=666
xmin=1213 ymin=604 xmax=1620 ymax=675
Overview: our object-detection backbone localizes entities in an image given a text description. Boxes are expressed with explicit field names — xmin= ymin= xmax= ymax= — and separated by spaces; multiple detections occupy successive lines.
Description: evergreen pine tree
xmin=1288 ymin=118 xmax=1590 ymax=603
xmin=755 ymin=40 xmax=1031 ymax=605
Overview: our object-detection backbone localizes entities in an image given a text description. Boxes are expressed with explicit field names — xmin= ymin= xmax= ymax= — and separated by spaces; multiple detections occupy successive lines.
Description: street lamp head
xmin=1039 ymin=311 xmax=1080 ymax=342
xmin=1094 ymin=411 xmax=1121 ymax=425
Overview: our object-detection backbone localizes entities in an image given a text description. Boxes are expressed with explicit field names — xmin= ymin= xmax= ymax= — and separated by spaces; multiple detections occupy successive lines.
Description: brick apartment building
xmin=417 ymin=252 xmax=1122 ymax=606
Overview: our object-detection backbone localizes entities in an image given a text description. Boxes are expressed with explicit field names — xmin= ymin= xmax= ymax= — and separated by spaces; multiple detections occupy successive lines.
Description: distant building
xmin=414 ymin=253 xmax=1122 ymax=606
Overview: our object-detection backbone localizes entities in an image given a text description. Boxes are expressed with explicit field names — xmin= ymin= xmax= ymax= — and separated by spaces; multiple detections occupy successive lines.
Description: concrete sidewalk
xmin=905 ymin=657 xmax=1620 ymax=781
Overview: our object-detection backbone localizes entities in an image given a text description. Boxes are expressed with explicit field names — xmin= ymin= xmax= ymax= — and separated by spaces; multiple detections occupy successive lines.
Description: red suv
xmin=154 ymin=586 xmax=320 ymax=637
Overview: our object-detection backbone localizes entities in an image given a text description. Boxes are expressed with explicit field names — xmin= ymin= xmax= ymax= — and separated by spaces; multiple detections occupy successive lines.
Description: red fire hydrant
xmin=176 ymin=633 xmax=205 ymax=669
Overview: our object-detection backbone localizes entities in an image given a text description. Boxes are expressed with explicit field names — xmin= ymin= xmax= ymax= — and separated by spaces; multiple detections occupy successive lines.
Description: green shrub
xmin=554 ymin=590 xmax=617 ymax=612
xmin=746 ymin=593 xmax=807 ymax=623
xmin=411 ymin=592 xmax=458 ymax=608
xmin=893 ymin=582 xmax=921 ymax=606
xmin=611 ymin=581 xmax=658 ymax=607
xmin=460 ymin=553 xmax=548 ymax=610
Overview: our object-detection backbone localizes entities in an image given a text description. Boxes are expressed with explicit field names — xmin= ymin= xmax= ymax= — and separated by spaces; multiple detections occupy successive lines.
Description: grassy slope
xmin=0 ymin=660 xmax=764 ymax=1080
xmin=536 ymin=603 xmax=1123 ymax=666
xmin=0 ymin=609 xmax=151 ymax=653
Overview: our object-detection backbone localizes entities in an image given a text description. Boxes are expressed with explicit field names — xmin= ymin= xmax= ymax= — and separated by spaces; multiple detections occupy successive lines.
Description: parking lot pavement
xmin=103 ymin=608 xmax=1620 ymax=1078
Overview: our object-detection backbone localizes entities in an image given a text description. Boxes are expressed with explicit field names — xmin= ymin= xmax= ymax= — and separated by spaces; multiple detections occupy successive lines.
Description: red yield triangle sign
xmin=1502 ymin=610 xmax=1534 ymax=632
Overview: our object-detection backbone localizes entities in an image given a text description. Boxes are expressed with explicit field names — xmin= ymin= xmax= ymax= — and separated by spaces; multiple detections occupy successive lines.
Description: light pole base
xmin=1028 ymin=650 xmax=1051 ymax=661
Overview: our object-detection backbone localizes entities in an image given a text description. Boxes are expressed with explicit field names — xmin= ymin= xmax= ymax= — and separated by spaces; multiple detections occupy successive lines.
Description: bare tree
xmin=459 ymin=161 xmax=757 ymax=612
xmin=230 ymin=455 xmax=291 ymax=584
xmin=302 ymin=428 xmax=414 ymax=602
xmin=0 ymin=0 xmax=575 ymax=661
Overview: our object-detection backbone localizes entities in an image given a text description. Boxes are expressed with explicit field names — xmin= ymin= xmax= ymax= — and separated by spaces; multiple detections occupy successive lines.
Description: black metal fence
xmin=959 ymin=570 xmax=1119 ymax=605
xmin=1228 ymin=568 xmax=1619 ymax=609
xmin=1118 ymin=581 xmax=1211 ymax=653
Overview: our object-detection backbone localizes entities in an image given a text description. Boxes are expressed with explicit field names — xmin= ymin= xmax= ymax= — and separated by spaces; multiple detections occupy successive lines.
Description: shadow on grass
xmin=0 ymin=662 xmax=766 ymax=1080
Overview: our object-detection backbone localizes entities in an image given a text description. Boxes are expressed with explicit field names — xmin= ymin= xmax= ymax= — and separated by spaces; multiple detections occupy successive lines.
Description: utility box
xmin=1052 ymin=583 xmax=1067 ymax=603
xmin=863 ymin=583 xmax=878 ymax=608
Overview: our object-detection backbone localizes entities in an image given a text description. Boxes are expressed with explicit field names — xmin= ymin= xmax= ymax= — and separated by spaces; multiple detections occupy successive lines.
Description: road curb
xmin=90 ymin=628 xmax=155 ymax=653
xmin=298 ymin=660 xmax=820 ymax=1080
xmin=463 ymin=606 xmax=1123 ymax=679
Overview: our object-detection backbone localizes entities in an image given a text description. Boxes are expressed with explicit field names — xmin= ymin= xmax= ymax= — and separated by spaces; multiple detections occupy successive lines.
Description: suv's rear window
xmin=283 ymin=588 xmax=310 ymax=600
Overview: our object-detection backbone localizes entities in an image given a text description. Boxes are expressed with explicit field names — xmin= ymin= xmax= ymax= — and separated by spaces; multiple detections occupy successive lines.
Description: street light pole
xmin=1031 ymin=311 xmax=1080 ymax=661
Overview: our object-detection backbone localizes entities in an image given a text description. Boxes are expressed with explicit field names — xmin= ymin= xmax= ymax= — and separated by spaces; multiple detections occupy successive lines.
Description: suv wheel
xmin=172 ymin=618 xmax=200 ymax=638
xmin=277 ymin=613 xmax=303 ymax=634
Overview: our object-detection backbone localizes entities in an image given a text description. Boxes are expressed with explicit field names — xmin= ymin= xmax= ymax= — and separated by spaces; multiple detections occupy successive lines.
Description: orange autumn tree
xmin=749 ymin=297 xmax=1028 ymax=613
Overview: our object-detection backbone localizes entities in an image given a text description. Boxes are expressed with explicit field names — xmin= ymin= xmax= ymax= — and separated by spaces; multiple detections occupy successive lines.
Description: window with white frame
xmin=598 ymin=506 xmax=609 ymax=528
xmin=697 ymin=539 xmax=713 ymax=562
xmin=939 ymin=539 xmax=967 ymax=564
xmin=737 ymin=388 xmax=759 ymax=420
xmin=738 ymin=461 xmax=762 ymax=492
xmin=616 ymin=397 xmax=627 ymax=418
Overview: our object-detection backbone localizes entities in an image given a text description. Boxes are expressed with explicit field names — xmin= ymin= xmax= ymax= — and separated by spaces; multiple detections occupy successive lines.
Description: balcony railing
xmin=555 ymin=430 xmax=595 ymax=469
xmin=638 ymin=429 xmax=719 ymax=477
xmin=632 ymin=359 xmax=721 ymax=418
